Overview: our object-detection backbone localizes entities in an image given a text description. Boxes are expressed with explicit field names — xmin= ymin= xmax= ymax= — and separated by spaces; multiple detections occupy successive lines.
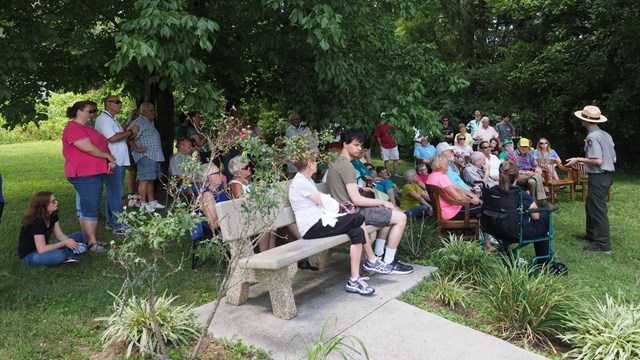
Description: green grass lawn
xmin=0 ymin=142 xmax=638 ymax=358
xmin=0 ymin=141 xmax=222 ymax=359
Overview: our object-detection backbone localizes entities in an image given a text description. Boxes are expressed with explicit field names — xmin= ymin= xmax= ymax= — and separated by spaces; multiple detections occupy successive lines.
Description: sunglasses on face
xmin=481 ymin=146 xmax=490 ymax=149
xmin=457 ymin=138 xmax=465 ymax=141
xmin=50 ymin=198 xmax=58 ymax=203
xmin=107 ymin=100 xmax=123 ymax=104
xmin=84 ymin=109 xmax=98 ymax=114
xmin=539 ymin=142 xmax=548 ymax=145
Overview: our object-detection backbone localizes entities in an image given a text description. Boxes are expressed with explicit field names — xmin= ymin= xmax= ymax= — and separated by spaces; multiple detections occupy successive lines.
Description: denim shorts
xmin=67 ymin=174 xmax=104 ymax=221
xmin=137 ymin=156 xmax=161 ymax=181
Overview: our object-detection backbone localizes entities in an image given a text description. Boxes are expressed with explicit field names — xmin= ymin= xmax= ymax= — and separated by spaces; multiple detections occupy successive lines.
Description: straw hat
xmin=574 ymin=105 xmax=607 ymax=123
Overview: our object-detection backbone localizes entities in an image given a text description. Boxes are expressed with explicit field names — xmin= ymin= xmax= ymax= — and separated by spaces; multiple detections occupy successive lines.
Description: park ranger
xmin=565 ymin=105 xmax=616 ymax=254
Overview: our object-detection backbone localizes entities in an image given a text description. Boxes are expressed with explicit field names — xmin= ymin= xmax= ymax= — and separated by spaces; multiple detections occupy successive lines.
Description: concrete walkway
xmin=194 ymin=254 xmax=547 ymax=359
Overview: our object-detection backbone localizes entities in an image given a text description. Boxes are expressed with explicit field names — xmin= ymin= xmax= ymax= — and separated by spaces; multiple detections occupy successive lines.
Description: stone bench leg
xmin=226 ymin=267 xmax=250 ymax=306
xmin=255 ymin=263 xmax=298 ymax=320
xmin=314 ymin=249 xmax=332 ymax=269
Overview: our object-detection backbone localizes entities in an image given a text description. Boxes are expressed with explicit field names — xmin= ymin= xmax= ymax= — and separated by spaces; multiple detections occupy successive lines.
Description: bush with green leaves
xmin=398 ymin=217 xmax=439 ymax=261
xmin=429 ymin=272 xmax=469 ymax=310
xmin=478 ymin=261 xmax=578 ymax=349
xmin=560 ymin=294 xmax=640 ymax=360
xmin=430 ymin=234 xmax=493 ymax=283
xmin=97 ymin=292 xmax=201 ymax=358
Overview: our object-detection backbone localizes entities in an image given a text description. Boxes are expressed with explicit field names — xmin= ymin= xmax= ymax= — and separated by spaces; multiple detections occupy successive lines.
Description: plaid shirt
xmin=507 ymin=150 xmax=537 ymax=171
xmin=130 ymin=115 xmax=164 ymax=162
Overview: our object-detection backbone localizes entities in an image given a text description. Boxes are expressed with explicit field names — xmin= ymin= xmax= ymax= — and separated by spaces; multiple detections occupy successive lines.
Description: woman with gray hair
xmin=228 ymin=155 xmax=252 ymax=198
xmin=398 ymin=169 xmax=432 ymax=218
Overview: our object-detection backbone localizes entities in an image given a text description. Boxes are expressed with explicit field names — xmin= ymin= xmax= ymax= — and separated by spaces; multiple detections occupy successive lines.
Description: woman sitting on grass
xmin=18 ymin=192 xmax=87 ymax=266
xmin=288 ymin=150 xmax=392 ymax=295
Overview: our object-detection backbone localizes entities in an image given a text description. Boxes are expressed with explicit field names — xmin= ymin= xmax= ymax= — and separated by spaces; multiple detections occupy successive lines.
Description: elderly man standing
xmin=566 ymin=105 xmax=616 ymax=254
xmin=414 ymin=135 xmax=436 ymax=166
xmin=95 ymin=95 xmax=139 ymax=234
xmin=507 ymin=138 xmax=555 ymax=210
xmin=473 ymin=116 xmax=499 ymax=144
xmin=129 ymin=102 xmax=165 ymax=212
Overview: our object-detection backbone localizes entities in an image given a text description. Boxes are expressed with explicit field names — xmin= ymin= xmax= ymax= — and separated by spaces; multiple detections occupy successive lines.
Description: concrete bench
xmin=215 ymin=182 xmax=378 ymax=319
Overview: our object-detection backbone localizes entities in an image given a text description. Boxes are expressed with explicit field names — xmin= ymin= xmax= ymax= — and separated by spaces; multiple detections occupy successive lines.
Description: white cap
xmin=436 ymin=142 xmax=455 ymax=153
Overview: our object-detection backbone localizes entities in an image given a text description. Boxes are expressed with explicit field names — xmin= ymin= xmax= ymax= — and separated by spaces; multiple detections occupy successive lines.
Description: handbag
xmin=339 ymin=201 xmax=357 ymax=214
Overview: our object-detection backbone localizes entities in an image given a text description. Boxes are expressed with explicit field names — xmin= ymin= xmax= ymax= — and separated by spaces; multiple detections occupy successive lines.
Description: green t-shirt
xmin=399 ymin=183 xmax=422 ymax=210
xmin=327 ymin=155 xmax=357 ymax=203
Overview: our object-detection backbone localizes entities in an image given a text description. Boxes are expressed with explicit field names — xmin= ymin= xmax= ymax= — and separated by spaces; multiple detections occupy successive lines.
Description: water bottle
xmin=73 ymin=243 xmax=87 ymax=254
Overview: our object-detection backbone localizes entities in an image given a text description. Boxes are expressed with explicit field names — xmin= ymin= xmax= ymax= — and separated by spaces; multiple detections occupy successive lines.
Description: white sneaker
xmin=149 ymin=200 xmax=165 ymax=209
xmin=127 ymin=194 xmax=141 ymax=207
xmin=142 ymin=202 xmax=156 ymax=213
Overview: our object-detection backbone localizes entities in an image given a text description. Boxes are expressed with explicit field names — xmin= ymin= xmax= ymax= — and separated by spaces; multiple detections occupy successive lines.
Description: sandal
xmin=88 ymin=243 xmax=106 ymax=252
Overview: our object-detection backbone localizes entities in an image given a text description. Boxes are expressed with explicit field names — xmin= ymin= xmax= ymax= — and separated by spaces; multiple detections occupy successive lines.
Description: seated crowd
xmin=19 ymin=103 xmax=562 ymax=293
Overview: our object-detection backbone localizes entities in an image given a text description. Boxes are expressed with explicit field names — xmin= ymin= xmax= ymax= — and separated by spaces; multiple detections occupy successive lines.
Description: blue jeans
xmin=20 ymin=232 xmax=86 ymax=266
xmin=103 ymin=165 xmax=126 ymax=230
xmin=68 ymin=174 xmax=104 ymax=221
xmin=405 ymin=204 xmax=431 ymax=218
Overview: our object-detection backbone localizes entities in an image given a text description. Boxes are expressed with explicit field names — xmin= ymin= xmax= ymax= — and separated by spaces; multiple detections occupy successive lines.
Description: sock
xmin=374 ymin=239 xmax=386 ymax=257
xmin=383 ymin=247 xmax=397 ymax=264
xmin=349 ymin=277 xmax=359 ymax=282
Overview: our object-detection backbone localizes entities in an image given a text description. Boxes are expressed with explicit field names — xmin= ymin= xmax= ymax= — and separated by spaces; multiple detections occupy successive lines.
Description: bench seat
xmin=238 ymin=225 xmax=380 ymax=270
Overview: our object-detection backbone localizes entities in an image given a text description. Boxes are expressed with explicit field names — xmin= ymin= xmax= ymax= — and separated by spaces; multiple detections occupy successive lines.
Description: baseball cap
xmin=501 ymin=138 xmax=512 ymax=146
xmin=519 ymin=138 xmax=532 ymax=147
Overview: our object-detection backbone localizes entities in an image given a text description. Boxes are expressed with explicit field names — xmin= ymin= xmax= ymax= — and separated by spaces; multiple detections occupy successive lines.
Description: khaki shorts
xmin=380 ymin=146 xmax=400 ymax=161
xmin=358 ymin=207 xmax=392 ymax=227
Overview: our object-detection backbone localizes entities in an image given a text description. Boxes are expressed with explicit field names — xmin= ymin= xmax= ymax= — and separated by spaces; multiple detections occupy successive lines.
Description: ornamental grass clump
xmin=478 ymin=261 xmax=577 ymax=350
xmin=429 ymin=272 xmax=469 ymax=310
xmin=560 ymin=294 xmax=640 ymax=360
xmin=97 ymin=292 xmax=201 ymax=357
xmin=398 ymin=217 xmax=439 ymax=261
xmin=431 ymin=234 xmax=493 ymax=283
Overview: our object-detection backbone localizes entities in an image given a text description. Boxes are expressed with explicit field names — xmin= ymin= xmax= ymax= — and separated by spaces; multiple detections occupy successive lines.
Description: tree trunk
xmin=150 ymin=82 xmax=175 ymax=174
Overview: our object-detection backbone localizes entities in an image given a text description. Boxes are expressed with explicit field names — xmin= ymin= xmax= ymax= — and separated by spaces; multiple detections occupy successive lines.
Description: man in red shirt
xmin=373 ymin=112 xmax=400 ymax=177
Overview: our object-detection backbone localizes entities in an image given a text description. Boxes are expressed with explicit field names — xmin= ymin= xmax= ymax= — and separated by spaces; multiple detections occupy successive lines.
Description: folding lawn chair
xmin=479 ymin=186 xmax=555 ymax=266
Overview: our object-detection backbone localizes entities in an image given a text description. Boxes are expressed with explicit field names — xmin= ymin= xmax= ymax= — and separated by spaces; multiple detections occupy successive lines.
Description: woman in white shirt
xmin=289 ymin=151 xmax=391 ymax=295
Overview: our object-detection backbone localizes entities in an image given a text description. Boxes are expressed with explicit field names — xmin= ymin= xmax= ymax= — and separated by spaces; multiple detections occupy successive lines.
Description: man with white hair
xmin=462 ymin=151 xmax=493 ymax=189
xmin=129 ymin=102 xmax=165 ymax=212
xmin=473 ymin=116 xmax=499 ymax=144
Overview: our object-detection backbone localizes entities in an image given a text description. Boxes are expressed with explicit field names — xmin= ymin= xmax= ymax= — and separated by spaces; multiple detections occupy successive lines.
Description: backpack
xmin=480 ymin=186 xmax=522 ymax=244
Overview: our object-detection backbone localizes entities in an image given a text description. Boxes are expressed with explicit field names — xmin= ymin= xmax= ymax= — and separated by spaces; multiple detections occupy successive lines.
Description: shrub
xmin=560 ymin=294 xmax=640 ymax=360
xmin=429 ymin=272 xmax=469 ymax=310
xmin=430 ymin=234 xmax=493 ymax=283
xmin=478 ymin=262 xmax=577 ymax=349
xmin=398 ymin=217 xmax=439 ymax=261
xmin=290 ymin=316 xmax=369 ymax=360
xmin=96 ymin=292 xmax=201 ymax=357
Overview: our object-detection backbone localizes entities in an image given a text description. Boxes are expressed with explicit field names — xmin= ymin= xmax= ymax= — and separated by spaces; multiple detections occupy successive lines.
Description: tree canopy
xmin=1 ymin=0 xmax=638 ymax=164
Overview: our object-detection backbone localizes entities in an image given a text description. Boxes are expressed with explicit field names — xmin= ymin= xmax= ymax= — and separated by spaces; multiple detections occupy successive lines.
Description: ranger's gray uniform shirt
xmin=585 ymin=126 xmax=616 ymax=174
